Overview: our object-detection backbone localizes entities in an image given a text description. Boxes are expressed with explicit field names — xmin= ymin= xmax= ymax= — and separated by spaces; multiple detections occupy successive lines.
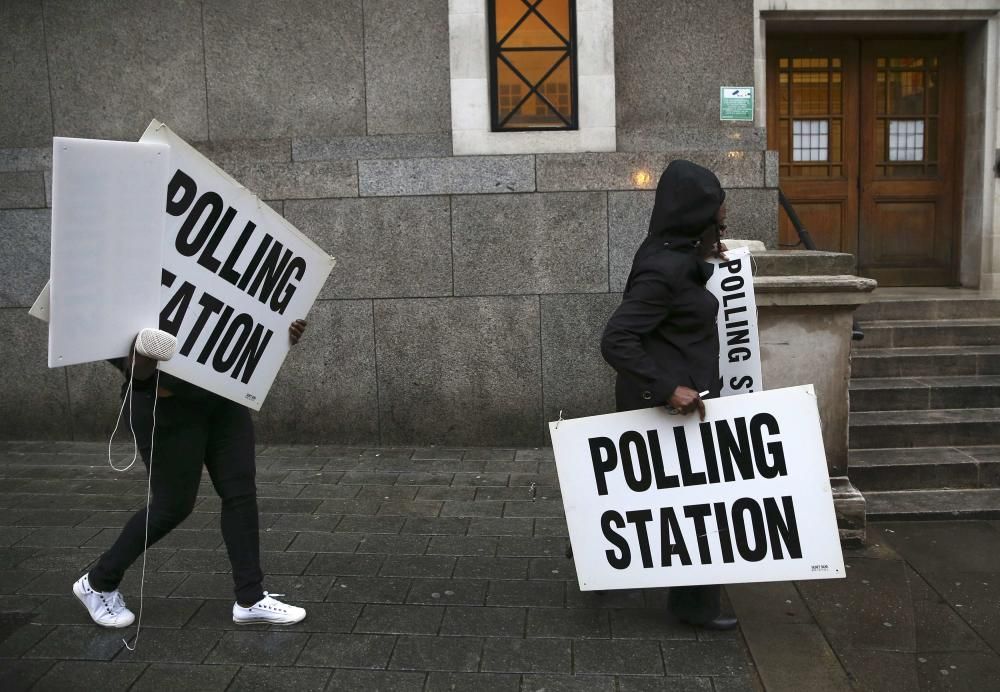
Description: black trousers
xmin=88 ymin=391 xmax=265 ymax=605
xmin=613 ymin=386 xmax=723 ymax=625
xmin=667 ymin=585 xmax=722 ymax=625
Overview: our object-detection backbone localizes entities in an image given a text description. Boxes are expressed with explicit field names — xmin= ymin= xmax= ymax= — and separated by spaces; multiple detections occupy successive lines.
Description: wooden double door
xmin=767 ymin=36 xmax=962 ymax=285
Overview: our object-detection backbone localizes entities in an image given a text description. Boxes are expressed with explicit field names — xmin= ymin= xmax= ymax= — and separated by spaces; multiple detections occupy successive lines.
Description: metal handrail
xmin=777 ymin=189 xmax=865 ymax=341
xmin=778 ymin=190 xmax=818 ymax=250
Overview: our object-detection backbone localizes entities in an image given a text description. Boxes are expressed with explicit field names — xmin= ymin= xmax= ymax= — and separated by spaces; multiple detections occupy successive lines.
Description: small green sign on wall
xmin=720 ymin=87 xmax=754 ymax=121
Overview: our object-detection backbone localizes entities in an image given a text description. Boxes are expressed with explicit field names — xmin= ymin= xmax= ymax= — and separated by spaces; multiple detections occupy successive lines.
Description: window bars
xmin=488 ymin=0 xmax=578 ymax=131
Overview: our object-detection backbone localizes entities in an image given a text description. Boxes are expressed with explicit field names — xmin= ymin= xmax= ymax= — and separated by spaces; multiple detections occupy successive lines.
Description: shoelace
xmin=239 ymin=592 xmax=287 ymax=609
xmin=253 ymin=592 xmax=288 ymax=612
xmin=109 ymin=591 xmax=128 ymax=614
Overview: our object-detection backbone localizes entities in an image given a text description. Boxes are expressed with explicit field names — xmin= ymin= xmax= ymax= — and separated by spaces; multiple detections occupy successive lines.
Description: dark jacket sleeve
xmin=601 ymin=273 xmax=680 ymax=402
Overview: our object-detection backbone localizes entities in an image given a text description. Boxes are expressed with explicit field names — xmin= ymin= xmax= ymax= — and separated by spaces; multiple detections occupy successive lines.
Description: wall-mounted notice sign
xmin=720 ymin=87 xmax=754 ymax=121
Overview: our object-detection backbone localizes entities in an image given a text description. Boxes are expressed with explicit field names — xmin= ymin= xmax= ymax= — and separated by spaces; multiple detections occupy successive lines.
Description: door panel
xmin=767 ymin=38 xmax=859 ymax=256
xmin=859 ymin=39 xmax=960 ymax=286
xmin=766 ymin=35 xmax=962 ymax=286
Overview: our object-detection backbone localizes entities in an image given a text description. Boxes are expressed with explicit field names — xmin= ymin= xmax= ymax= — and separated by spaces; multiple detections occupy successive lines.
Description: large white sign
xmin=550 ymin=385 xmax=845 ymax=591
xmin=708 ymin=246 xmax=763 ymax=397
xmin=139 ymin=121 xmax=334 ymax=410
xmin=48 ymin=137 xmax=168 ymax=367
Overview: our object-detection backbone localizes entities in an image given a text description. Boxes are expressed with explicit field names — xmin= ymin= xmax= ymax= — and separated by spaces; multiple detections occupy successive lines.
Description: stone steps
xmin=850 ymin=407 xmax=1000 ymax=449
xmin=849 ymin=295 xmax=1000 ymax=521
xmin=850 ymin=375 xmax=1000 ymax=411
xmin=855 ymin=297 xmax=1000 ymax=321
xmin=851 ymin=345 xmax=1000 ymax=378
xmin=865 ymin=488 xmax=1000 ymax=520
xmin=854 ymin=318 xmax=1000 ymax=349
xmin=849 ymin=446 xmax=1000 ymax=491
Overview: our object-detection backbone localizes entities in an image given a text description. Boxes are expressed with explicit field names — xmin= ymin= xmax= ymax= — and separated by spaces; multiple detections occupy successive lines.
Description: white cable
xmin=122 ymin=368 xmax=158 ymax=652
xmin=108 ymin=356 xmax=140 ymax=472
xmin=105 ymin=351 xmax=160 ymax=652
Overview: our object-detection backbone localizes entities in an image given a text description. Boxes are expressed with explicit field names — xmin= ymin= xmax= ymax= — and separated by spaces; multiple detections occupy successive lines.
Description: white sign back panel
xmin=139 ymin=120 xmax=334 ymax=410
xmin=550 ymin=385 xmax=845 ymax=591
xmin=48 ymin=137 xmax=168 ymax=367
xmin=708 ymin=246 xmax=763 ymax=396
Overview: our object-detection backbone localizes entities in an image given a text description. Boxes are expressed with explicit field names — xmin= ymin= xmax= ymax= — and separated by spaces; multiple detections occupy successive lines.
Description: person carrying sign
xmin=600 ymin=159 xmax=738 ymax=631
xmin=72 ymin=320 xmax=309 ymax=628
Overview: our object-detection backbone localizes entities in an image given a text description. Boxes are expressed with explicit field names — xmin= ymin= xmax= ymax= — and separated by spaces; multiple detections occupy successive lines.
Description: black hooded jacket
xmin=601 ymin=160 xmax=725 ymax=411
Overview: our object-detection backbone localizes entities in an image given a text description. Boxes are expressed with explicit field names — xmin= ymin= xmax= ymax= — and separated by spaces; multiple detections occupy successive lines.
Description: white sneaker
xmin=72 ymin=574 xmax=135 ymax=628
xmin=232 ymin=592 xmax=306 ymax=625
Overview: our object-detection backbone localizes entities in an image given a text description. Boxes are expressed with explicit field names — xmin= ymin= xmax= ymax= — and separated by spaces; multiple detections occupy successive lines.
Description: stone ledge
xmin=191 ymin=139 xmax=291 ymax=167
xmin=616 ymin=127 xmax=769 ymax=153
xmin=536 ymin=151 xmax=766 ymax=191
xmin=225 ymin=160 xmax=358 ymax=200
xmin=0 ymin=147 xmax=51 ymax=172
xmin=755 ymin=275 xmax=878 ymax=307
xmin=752 ymin=250 xmax=856 ymax=277
xmin=359 ymin=156 xmax=535 ymax=197
xmin=0 ymin=172 xmax=46 ymax=208
xmin=293 ymin=134 xmax=452 ymax=162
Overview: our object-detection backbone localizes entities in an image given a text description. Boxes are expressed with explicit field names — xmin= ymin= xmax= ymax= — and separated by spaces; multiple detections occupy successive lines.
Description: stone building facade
xmin=1 ymin=0 xmax=997 ymax=446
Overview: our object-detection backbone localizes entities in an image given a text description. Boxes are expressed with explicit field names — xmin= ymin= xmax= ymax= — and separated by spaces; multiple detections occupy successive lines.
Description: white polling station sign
xmin=707 ymin=246 xmax=763 ymax=396
xmin=139 ymin=120 xmax=334 ymax=410
xmin=48 ymin=137 xmax=168 ymax=367
xmin=550 ymin=385 xmax=845 ymax=591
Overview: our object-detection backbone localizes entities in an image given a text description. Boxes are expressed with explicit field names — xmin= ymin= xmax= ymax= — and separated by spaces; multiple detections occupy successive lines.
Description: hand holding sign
xmin=289 ymin=319 xmax=307 ymax=345
xmin=668 ymin=386 xmax=706 ymax=420
xmin=550 ymin=385 xmax=845 ymax=592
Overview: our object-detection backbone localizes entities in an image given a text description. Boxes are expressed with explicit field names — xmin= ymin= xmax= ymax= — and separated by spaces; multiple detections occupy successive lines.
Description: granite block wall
xmin=614 ymin=0 xmax=763 ymax=151
xmin=0 ymin=0 xmax=776 ymax=445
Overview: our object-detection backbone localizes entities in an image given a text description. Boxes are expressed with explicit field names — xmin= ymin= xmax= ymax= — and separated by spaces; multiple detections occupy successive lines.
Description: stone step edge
xmin=849 ymin=407 xmax=1000 ymax=426
xmin=848 ymin=448 xmax=989 ymax=464
xmin=865 ymin=489 xmax=1000 ymax=520
xmin=850 ymin=376 xmax=1000 ymax=389
xmin=859 ymin=316 xmax=1000 ymax=326
xmin=860 ymin=298 xmax=1000 ymax=306
xmin=852 ymin=345 xmax=1000 ymax=357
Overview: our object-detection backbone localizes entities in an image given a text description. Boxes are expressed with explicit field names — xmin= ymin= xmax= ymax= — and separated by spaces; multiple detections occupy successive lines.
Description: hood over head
xmin=622 ymin=159 xmax=726 ymax=291
xmin=647 ymin=159 xmax=726 ymax=243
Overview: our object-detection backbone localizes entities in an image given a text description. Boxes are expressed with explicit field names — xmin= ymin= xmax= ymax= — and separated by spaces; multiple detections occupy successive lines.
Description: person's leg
xmin=87 ymin=394 xmax=208 ymax=593
xmin=203 ymin=399 xmax=264 ymax=607
xmin=667 ymin=585 xmax=722 ymax=625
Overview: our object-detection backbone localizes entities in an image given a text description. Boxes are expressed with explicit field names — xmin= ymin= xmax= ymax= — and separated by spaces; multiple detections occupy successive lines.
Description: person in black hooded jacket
xmin=600 ymin=159 xmax=738 ymax=630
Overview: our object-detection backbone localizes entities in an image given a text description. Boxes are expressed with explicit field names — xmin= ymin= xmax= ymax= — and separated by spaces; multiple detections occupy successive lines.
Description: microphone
xmin=134 ymin=328 xmax=177 ymax=362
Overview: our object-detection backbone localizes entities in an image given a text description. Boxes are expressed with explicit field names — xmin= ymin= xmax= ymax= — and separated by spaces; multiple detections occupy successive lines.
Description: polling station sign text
xmin=140 ymin=121 xmax=334 ymax=409
xmin=707 ymin=246 xmax=763 ymax=396
xmin=550 ymin=385 xmax=844 ymax=591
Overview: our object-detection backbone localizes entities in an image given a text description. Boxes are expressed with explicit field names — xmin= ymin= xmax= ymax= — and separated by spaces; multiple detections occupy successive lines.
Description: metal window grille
xmin=875 ymin=56 xmax=938 ymax=177
xmin=776 ymin=55 xmax=844 ymax=178
xmin=498 ymin=83 xmax=524 ymax=117
xmin=488 ymin=0 xmax=579 ymax=131
xmin=792 ymin=120 xmax=829 ymax=162
xmin=888 ymin=119 xmax=924 ymax=162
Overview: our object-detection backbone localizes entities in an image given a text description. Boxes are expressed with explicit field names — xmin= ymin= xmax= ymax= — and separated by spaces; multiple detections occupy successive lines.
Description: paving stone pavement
xmin=6 ymin=441 xmax=996 ymax=691
xmin=729 ymin=520 xmax=1000 ymax=692
xmin=0 ymin=441 xmax=760 ymax=691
